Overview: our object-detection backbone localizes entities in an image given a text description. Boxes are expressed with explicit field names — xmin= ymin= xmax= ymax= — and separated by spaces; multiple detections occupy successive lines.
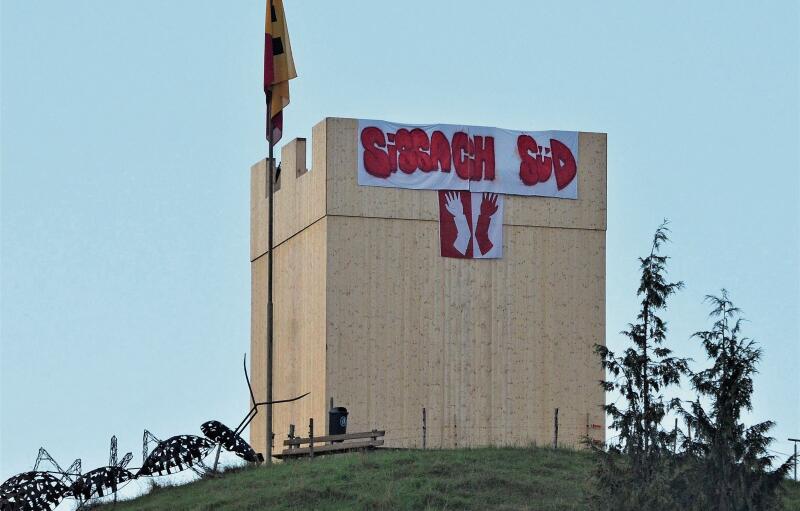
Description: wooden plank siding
xmin=251 ymin=118 xmax=607 ymax=454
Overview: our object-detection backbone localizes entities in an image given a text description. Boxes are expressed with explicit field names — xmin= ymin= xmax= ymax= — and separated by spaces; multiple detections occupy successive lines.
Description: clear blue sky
xmin=2 ymin=0 xmax=798 ymax=492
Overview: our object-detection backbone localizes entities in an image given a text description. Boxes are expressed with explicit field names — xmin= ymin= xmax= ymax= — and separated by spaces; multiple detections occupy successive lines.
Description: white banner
xmin=357 ymin=119 xmax=579 ymax=198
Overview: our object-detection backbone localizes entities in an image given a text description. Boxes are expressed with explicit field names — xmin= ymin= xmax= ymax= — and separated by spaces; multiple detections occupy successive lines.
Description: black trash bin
xmin=328 ymin=406 xmax=348 ymax=437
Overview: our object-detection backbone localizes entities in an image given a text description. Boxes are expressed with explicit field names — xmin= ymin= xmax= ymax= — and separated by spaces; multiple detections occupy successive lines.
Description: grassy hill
xmin=99 ymin=447 xmax=800 ymax=511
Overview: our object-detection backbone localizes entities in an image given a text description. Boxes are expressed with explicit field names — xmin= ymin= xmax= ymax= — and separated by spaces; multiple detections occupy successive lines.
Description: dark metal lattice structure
xmin=32 ymin=448 xmax=80 ymax=485
xmin=70 ymin=467 xmax=136 ymax=500
xmin=0 ymin=472 xmax=69 ymax=511
xmin=137 ymin=435 xmax=215 ymax=477
xmin=201 ymin=420 xmax=262 ymax=463
xmin=0 ymin=355 xmax=309 ymax=509
xmin=109 ymin=436 xmax=118 ymax=467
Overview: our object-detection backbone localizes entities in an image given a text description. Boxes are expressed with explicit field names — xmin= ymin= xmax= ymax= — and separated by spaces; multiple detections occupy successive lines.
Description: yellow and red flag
xmin=264 ymin=0 xmax=296 ymax=143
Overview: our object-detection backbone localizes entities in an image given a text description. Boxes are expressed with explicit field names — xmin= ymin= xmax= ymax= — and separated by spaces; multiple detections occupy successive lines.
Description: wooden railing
xmin=275 ymin=425 xmax=385 ymax=459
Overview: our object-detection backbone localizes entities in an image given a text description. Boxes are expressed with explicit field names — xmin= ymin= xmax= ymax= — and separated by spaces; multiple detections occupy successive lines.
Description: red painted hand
xmin=479 ymin=193 xmax=499 ymax=216
xmin=476 ymin=193 xmax=499 ymax=255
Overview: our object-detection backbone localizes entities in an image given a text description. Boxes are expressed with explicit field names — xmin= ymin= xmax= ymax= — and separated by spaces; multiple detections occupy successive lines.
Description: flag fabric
xmin=264 ymin=0 xmax=296 ymax=143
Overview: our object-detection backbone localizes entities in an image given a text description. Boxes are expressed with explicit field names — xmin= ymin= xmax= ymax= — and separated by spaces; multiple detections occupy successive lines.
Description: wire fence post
xmin=309 ymin=418 xmax=314 ymax=460
xmin=288 ymin=424 xmax=295 ymax=452
xmin=328 ymin=397 xmax=333 ymax=444
xmin=553 ymin=408 xmax=559 ymax=449
xmin=422 ymin=408 xmax=427 ymax=450
xmin=585 ymin=412 xmax=590 ymax=441
xmin=212 ymin=443 xmax=222 ymax=472
xmin=454 ymin=413 xmax=458 ymax=449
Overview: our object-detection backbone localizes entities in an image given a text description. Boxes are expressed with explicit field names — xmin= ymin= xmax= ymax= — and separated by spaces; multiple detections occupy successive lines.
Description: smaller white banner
xmin=438 ymin=191 xmax=504 ymax=259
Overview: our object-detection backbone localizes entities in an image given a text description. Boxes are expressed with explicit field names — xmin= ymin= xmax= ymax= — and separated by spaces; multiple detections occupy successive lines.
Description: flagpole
xmin=265 ymin=86 xmax=274 ymax=464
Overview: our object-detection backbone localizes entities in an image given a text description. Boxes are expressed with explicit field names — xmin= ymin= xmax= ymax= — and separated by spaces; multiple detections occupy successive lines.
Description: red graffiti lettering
xmin=518 ymin=135 xmax=575 ymax=189
xmin=452 ymin=131 xmax=472 ymax=181
xmin=430 ymin=131 xmax=452 ymax=173
xmin=395 ymin=129 xmax=417 ymax=174
xmin=361 ymin=126 xmax=391 ymax=178
xmin=360 ymin=127 xmax=505 ymax=185
xmin=550 ymin=139 xmax=577 ymax=190
xmin=517 ymin=135 xmax=539 ymax=185
xmin=471 ymin=135 xmax=495 ymax=181
xmin=412 ymin=129 xmax=434 ymax=172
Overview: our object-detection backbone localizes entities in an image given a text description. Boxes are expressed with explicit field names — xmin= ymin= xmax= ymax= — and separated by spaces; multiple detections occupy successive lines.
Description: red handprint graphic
xmin=475 ymin=193 xmax=499 ymax=255
xmin=443 ymin=191 xmax=471 ymax=256
xmin=438 ymin=191 xmax=503 ymax=259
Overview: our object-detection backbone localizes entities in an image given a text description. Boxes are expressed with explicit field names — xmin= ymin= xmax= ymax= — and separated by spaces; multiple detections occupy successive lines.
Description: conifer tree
xmin=680 ymin=290 xmax=794 ymax=511
xmin=595 ymin=221 xmax=688 ymax=480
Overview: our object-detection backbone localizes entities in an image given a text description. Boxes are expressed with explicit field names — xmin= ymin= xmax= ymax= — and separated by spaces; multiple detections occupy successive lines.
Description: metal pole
xmin=553 ymin=408 xmax=559 ymax=449
xmin=790 ymin=438 xmax=799 ymax=481
xmin=585 ymin=412 xmax=589 ymax=441
xmin=422 ymin=408 xmax=427 ymax=450
xmin=212 ymin=444 xmax=222 ymax=473
xmin=454 ymin=413 xmax=458 ymax=448
xmin=265 ymin=86 xmax=274 ymax=465
xmin=309 ymin=418 xmax=315 ymax=459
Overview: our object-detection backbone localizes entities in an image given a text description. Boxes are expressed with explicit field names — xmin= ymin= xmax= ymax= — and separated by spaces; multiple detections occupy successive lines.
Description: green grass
xmin=785 ymin=479 xmax=800 ymax=511
xmin=100 ymin=447 xmax=593 ymax=511
xmin=97 ymin=447 xmax=800 ymax=511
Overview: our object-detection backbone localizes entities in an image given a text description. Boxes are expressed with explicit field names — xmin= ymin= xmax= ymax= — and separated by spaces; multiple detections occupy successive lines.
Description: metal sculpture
xmin=109 ymin=435 xmax=119 ymax=467
xmin=70 ymin=436 xmax=135 ymax=501
xmin=108 ymin=435 xmax=134 ymax=470
xmin=138 ymin=435 xmax=215 ymax=476
xmin=201 ymin=420 xmax=261 ymax=463
xmin=0 ymin=355 xmax=309 ymax=509
xmin=33 ymin=448 xmax=80 ymax=486
xmin=0 ymin=472 xmax=69 ymax=511
xmin=70 ymin=466 xmax=135 ymax=500
xmin=200 ymin=355 xmax=307 ymax=466
xmin=233 ymin=355 xmax=308 ymax=435
xmin=141 ymin=429 xmax=161 ymax=465
xmin=0 ymin=448 xmax=82 ymax=511
xmin=140 ymin=430 xmax=212 ymax=478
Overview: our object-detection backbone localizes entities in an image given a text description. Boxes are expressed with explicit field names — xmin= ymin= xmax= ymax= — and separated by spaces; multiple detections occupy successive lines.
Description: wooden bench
xmin=275 ymin=427 xmax=385 ymax=460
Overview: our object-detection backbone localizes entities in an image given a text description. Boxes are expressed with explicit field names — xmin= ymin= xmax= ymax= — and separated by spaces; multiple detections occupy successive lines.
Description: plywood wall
xmin=325 ymin=217 xmax=605 ymax=448
xmin=251 ymin=117 xmax=607 ymax=453
xmin=249 ymin=138 xmax=328 ymax=454
xmin=322 ymin=118 xmax=606 ymax=448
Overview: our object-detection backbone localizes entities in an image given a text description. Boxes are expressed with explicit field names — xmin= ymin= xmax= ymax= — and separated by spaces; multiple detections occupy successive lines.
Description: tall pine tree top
xmin=596 ymin=220 xmax=687 ymax=478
